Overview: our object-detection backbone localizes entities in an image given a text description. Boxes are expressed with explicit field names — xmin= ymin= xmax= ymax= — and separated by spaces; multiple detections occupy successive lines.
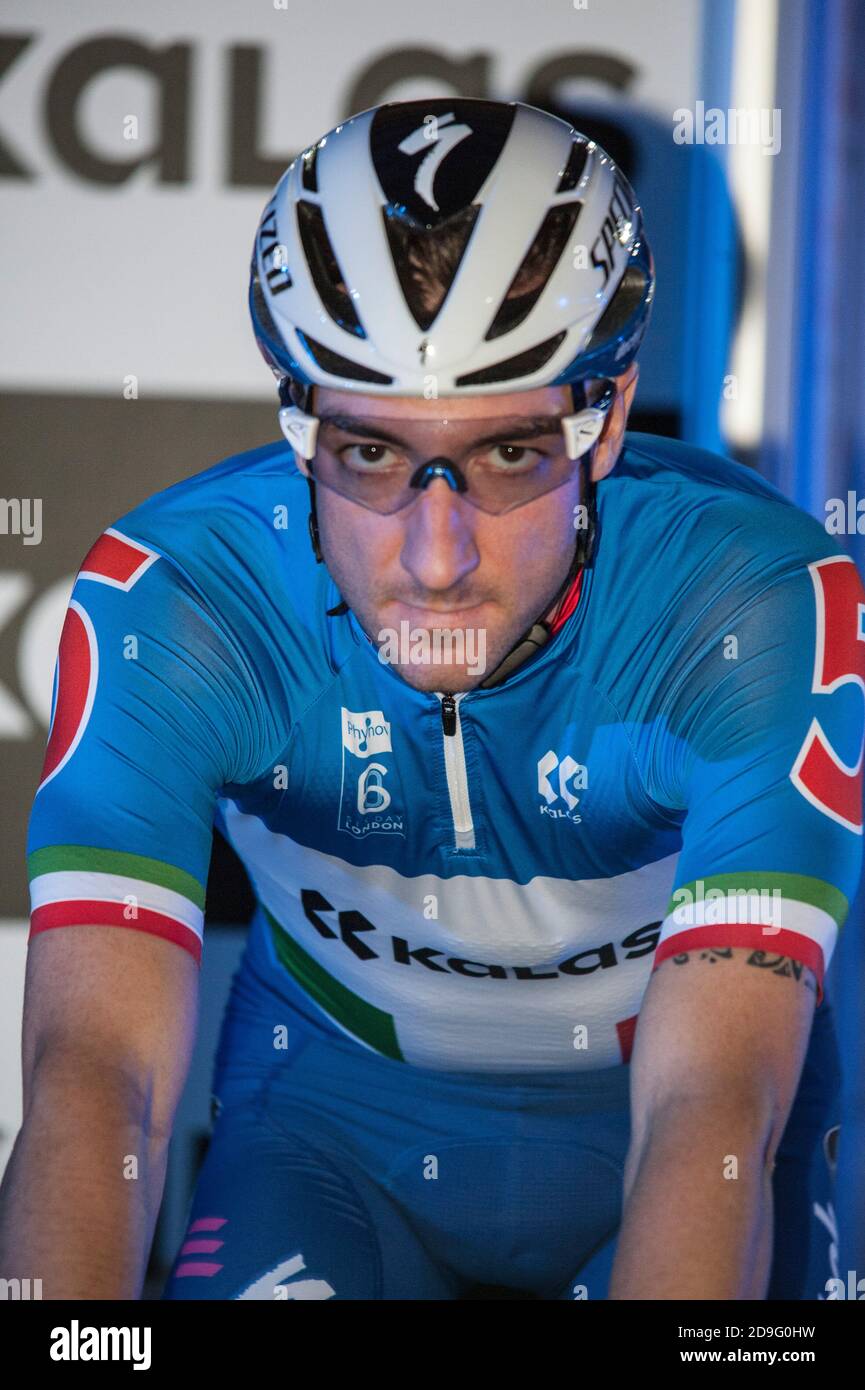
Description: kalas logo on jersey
xmin=538 ymin=749 xmax=587 ymax=823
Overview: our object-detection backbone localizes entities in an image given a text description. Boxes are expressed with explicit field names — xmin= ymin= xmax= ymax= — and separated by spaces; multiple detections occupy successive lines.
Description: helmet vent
xmin=382 ymin=204 xmax=480 ymax=331
xmin=555 ymin=138 xmax=590 ymax=194
xmin=301 ymin=143 xmax=320 ymax=192
xmin=297 ymin=200 xmax=366 ymax=338
xmin=455 ymin=331 xmax=567 ymax=387
xmin=485 ymin=204 xmax=582 ymax=341
xmin=297 ymin=331 xmax=393 ymax=385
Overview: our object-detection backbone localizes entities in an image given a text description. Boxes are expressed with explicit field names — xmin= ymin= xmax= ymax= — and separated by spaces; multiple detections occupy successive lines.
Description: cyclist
xmin=1 ymin=98 xmax=861 ymax=1300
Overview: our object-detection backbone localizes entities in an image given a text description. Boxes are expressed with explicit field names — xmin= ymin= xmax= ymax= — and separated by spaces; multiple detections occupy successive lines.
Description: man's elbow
xmin=624 ymin=1085 xmax=781 ymax=1199
xmin=25 ymin=1040 xmax=175 ymax=1153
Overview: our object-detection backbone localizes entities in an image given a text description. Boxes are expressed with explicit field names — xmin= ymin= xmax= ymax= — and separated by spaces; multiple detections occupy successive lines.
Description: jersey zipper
xmin=438 ymin=693 xmax=475 ymax=850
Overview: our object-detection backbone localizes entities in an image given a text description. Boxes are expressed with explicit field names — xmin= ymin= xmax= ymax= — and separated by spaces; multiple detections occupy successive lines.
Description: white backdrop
xmin=0 ymin=0 xmax=700 ymax=399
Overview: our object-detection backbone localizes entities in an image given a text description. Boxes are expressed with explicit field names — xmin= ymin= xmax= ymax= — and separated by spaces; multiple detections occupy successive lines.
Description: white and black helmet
xmin=249 ymin=97 xmax=654 ymax=398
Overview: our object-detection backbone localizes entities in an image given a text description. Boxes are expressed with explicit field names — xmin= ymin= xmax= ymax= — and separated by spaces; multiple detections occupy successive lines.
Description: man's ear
xmin=590 ymin=363 xmax=639 ymax=482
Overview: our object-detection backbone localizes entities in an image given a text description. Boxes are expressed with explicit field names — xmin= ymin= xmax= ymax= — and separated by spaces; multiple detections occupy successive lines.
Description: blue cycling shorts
xmin=162 ymin=966 xmax=841 ymax=1301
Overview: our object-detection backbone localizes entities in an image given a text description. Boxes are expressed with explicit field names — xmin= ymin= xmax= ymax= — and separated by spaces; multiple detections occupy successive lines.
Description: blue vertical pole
xmin=770 ymin=0 xmax=865 ymax=1288
xmin=680 ymin=0 xmax=737 ymax=454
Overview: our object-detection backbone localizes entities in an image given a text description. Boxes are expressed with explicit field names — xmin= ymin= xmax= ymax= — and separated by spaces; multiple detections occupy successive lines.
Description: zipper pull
xmin=441 ymin=693 xmax=457 ymax=737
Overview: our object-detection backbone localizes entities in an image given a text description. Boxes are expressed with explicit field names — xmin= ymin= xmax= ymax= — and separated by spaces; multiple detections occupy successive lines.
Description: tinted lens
xmin=312 ymin=414 xmax=577 ymax=514
xmin=466 ymin=444 xmax=575 ymax=511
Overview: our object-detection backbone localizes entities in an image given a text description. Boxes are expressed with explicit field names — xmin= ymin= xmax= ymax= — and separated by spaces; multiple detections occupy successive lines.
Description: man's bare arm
xmin=609 ymin=946 xmax=817 ymax=1300
xmin=0 ymin=924 xmax=199 ymax=1299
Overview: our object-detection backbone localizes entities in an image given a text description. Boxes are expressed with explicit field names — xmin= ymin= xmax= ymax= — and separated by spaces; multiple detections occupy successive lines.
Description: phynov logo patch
xmin=338 ymin=706 xmax=404 ymax=838
xmin=341 ymin=707 xmax=392 ymax=758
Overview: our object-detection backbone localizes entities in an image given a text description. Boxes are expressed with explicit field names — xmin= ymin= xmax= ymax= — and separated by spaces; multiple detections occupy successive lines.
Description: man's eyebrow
xmin=317 ymin=412 xmax=564 ymax=445
xmin=317 ymin=414 xmax=412 ymax=445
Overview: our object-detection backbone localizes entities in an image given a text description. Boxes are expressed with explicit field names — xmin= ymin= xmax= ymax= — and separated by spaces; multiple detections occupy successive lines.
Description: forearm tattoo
xmin=669 ymin=947 xmax=818 ymax=995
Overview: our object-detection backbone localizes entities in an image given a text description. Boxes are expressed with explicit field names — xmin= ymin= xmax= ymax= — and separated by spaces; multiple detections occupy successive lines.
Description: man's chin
xmin=386 ymin=660 xmax=486 ymax=694
xmin=361 ymin=602 xmax=535 ymax=691
xmin=381 ymin=634 xmax=527 ymax=692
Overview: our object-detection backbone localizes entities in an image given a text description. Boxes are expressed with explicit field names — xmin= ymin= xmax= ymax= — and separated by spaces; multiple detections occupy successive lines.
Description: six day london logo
xmin=338 ymin=707 xmax=405 ymax=839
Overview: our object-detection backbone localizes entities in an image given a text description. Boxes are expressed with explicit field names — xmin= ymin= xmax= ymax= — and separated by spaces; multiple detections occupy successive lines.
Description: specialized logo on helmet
xmin=338 ymin=706 xmax=405 ymax=837
xmin=591 ymin=173 xmax=636 ymax=287
xmin=397 ymin=113 xmax=473 ymax=212
xmin=369 ymin=98 xmax=515 ymax=227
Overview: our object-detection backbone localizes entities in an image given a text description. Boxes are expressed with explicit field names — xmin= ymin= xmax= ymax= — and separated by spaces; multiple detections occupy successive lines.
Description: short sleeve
xmin=651 ymin=554 xmax=865 ymax=1000
xmin=26 ymin=527 xmax=260 ymax=962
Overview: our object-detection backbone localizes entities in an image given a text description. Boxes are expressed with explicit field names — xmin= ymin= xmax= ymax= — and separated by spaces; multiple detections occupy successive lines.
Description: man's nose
xmin=400 ymin=478 xmax=480 ymax=592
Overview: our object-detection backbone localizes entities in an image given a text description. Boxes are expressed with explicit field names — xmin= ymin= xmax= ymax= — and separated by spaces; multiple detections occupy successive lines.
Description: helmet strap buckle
xmin=279 ymin=404 xmax=319 ymax=460
xmin=560 ymin=379 xmax=616 ymax=460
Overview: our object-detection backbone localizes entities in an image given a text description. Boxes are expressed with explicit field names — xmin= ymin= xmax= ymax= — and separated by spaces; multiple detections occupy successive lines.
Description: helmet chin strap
xmin=478 ymin=380 xmax=596 ymax=690
xmin=280 ymin=379 xmax=327 ymax=566
xmin=282 ymin=378 xmax=599 ymax=677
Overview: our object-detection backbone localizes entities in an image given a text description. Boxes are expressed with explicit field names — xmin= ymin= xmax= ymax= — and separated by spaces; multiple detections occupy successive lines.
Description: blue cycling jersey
xmin=27 ymin=431 xmax=865 ymax=1074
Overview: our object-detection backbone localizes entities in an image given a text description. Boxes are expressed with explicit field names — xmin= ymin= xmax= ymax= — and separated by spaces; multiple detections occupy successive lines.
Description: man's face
xmin=307 ymin=383 xmax=585 ymax=693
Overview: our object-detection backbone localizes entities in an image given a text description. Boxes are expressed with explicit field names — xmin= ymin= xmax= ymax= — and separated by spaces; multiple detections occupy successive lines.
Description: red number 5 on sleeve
xmin=790 ymin=556 xmax=865 ymax=833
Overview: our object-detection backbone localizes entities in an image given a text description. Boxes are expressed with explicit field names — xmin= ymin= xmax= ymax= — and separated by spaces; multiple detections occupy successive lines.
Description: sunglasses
xmin=278 ymin=382 xmax=615 ymax=516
